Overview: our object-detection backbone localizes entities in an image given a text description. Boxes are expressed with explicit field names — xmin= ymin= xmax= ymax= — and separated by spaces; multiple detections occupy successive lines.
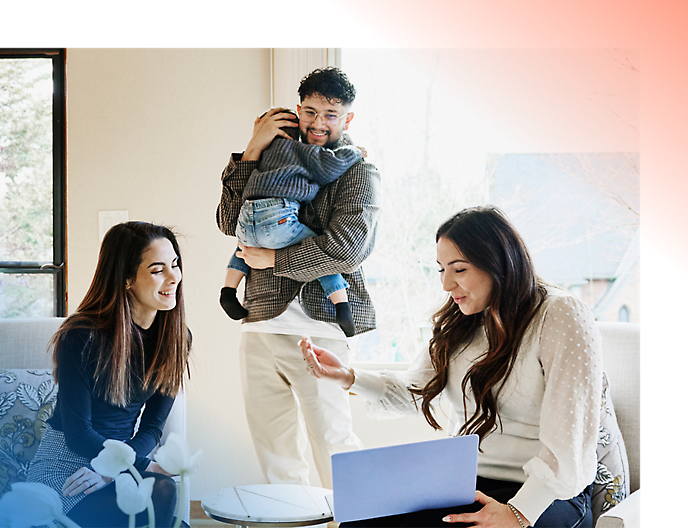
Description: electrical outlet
xmin=98 ymin=210 xmax=129 ymax=241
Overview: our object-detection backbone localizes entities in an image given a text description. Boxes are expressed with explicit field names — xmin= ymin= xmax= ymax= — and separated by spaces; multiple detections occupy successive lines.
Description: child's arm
xmin=294 ymin=142 xmax=363 ymax=186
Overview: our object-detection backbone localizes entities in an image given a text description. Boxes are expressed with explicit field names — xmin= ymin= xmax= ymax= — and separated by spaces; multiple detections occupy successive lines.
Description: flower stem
xmin=129 ymin=513 xmax=136 ymax=528
xmin=56 ymin=513 xmax=82 ymax=528
xmin=126 ymin=462 xmax=144 ymax=484
xmin=172 ymin=476 xmax=185 ymax=528
xmin=147 ymin=497 xmax=156 ymax=528
xmin=126 ymin=462 xmax=155 ymax=528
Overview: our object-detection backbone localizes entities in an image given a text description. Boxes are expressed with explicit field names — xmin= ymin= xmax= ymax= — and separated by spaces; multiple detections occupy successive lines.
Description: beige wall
xmin=65 ymin=48 xmax=441 ymax=500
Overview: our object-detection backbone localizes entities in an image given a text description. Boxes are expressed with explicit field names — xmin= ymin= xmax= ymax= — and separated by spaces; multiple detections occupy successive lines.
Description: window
xmin=0 ymin=49 xmax=65 ymax=318
xmin=341 ymin=49 xmax=638 ymax=366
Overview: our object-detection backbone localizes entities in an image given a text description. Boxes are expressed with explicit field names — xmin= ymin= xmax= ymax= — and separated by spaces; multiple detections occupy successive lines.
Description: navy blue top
xmin=48 ymin=317 xmax=175 ymax=472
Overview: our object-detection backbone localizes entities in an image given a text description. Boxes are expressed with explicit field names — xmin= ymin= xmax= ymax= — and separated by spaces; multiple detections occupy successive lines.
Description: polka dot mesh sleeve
xmin=352 ymin=349 xmax=436 ymax=419
xmin=523 ymin=294 xmax=603 ymax=498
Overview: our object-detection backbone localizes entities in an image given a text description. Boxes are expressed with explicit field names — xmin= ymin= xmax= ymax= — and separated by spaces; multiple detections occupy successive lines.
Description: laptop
xmin=329 ymin=434 xmax=479 ymax=523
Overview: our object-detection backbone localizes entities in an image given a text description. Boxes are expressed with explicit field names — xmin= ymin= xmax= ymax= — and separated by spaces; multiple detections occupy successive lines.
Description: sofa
xmin=594 ymin=322 xmax=640 ymax=528
xmin=0 ymin=317 xmax=190 ymax=523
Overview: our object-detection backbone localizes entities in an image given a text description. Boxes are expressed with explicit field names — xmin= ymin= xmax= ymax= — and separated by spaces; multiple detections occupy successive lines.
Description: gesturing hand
xmin=63 ymin=466 xmax=112 ymax=497
xmin=299 ymin=336 xmax=355 ymax=390
xmin=242 ymin=107 xmax=298 ymax=161
xmin=442 ymin=491 xmax=530 ymax=527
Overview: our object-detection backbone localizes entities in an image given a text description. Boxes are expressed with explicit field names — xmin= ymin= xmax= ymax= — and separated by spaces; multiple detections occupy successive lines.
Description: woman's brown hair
xmin=410 ymin=206 xmax=546 ymax=445
xmin=51 ymin=222 xmax=190 ymax=406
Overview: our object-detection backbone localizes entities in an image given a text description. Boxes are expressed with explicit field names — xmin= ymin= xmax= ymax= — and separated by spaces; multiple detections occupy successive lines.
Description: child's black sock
xmin=335 ymin=301 xmax=356 ymax=337
xmin=219 ymin=287 xmax=248 ymax=320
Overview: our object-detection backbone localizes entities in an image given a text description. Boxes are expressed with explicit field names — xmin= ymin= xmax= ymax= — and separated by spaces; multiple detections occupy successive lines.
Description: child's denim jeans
xmin=228 ymin=197 xmax=348 ymax=297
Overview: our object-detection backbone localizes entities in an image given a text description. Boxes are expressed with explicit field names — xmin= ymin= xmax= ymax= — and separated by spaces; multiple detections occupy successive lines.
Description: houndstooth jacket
xmin=216 ymin=133 xmax=381 ymax=335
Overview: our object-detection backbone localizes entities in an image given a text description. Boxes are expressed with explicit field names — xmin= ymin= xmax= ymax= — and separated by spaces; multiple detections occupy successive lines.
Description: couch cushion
xmin=592 ymin=372 xmax=630 ymax=524
xmin=0 ymin=369 xmax=57 ymax=497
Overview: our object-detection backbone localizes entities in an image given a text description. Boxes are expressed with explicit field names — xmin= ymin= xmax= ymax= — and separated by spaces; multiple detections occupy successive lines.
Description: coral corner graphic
xmin=326 ymin=0 xmax=688 ymax=277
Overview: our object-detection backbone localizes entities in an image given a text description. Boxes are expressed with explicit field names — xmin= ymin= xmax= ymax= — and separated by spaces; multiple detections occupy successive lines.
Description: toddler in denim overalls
xmin=220 ymin=111 xmax=363 ymax=337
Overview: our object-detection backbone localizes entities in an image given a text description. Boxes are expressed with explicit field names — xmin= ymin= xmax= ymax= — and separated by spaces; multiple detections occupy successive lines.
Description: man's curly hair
xmin=298 ymin=67 xmax=356 ymax=106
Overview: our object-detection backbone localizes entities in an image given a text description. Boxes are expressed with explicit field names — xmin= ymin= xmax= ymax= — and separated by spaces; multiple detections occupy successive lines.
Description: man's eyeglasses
xmin=298 ymin=108 xmax=348 ymax=126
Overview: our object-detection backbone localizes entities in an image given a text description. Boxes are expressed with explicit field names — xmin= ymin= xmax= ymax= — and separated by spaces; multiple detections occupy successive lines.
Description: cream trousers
xmin=239 ymin=332 xmax=363 ymax=489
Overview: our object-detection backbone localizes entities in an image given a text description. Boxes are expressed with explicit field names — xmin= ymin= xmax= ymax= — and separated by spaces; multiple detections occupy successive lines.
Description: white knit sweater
xmin=350 ymin=287 xmax=603 ymax=524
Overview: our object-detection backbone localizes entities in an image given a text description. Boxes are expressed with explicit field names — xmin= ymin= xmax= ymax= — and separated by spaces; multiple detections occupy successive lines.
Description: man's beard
xmin=300 ymin=128 xmax=339 ymax=149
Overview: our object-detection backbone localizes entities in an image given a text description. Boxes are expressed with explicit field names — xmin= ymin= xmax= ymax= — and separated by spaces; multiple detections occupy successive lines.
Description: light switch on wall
xmin=98 ymin=210 xmax=129 ymax=241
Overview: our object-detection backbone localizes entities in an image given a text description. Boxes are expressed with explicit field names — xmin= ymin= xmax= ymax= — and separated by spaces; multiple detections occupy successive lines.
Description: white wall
xmin=66 ymin=48 xmax=270 ymax=497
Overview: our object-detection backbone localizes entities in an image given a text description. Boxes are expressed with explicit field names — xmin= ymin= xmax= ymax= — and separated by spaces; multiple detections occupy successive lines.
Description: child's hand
xmin=356 ymin=146 xmax=368 ymax=159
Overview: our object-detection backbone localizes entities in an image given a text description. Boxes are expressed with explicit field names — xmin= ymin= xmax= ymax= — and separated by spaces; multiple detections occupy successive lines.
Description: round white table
xmin=201 ymin=484 xmax=334 ymax=527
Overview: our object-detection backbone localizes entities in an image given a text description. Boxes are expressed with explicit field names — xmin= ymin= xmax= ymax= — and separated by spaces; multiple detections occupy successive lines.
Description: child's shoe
xmin=220 ymin=287 xmax=248 ymax=320
xmin=335 ymin=302 xmax=355 ymax=337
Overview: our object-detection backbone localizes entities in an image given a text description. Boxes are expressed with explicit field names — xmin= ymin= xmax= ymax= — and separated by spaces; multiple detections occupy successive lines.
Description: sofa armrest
xmin=596 ymin=489 xmax=640 ymax=528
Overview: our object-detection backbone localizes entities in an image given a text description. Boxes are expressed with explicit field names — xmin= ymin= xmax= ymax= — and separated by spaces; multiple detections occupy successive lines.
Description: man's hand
xmin=242 ymin=108 xmax=298 ymax=161
xmin=237 ymin=243 xmax=275 ymax=269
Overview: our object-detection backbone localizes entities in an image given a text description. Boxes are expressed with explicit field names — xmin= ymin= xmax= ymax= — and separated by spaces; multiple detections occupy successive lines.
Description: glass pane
xmin=342 ymin=49 xmax=639 ymax=364
xmin=0 ymin=273 xmax=54 ymax=318
xmin=0 ymin=58 xmax=54 ymax=262
xmin=489 ymin=152 xmax=639 ymax=323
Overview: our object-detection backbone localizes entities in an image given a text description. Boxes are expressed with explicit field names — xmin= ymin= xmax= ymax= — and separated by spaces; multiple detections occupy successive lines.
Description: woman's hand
xmin=62 ymin=467 xmax=112 ymax=497
xmin=442 ymin=491 xmax=530 ymax=527
xmin=242 ymin=107 xmax=298 ymax=161
xmin=146 ymin=460 xmax=176 ymax=477
xmin=299 ymin=336 xmax=355 ymax=390
xmin=356 ymin=146 xmax=368 ymax=158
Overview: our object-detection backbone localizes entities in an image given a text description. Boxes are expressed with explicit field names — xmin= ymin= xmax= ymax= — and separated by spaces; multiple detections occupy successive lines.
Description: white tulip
xmin=0 ymin=482 xmax=80 ymax=528
xmin=91 ymin=439 xmax=136 ymax=478
xmin=155 ymin=432 xmax=202 ymax=528
xmin=154 ymin=432 xmax=202 ymax=477
xmin=114 ymin=474 xmax=155 ymax=515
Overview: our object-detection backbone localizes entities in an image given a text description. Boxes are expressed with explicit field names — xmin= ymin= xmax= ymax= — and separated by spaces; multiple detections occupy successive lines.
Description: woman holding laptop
xmin=301 ymin=206 xmax=602 ymax=528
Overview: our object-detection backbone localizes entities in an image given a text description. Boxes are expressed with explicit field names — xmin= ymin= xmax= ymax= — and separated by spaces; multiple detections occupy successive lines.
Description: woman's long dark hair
xmin=410 ymin=206 xmax=547 ymax=445
xmin=51 ymin=222 xmax=190 ymax=406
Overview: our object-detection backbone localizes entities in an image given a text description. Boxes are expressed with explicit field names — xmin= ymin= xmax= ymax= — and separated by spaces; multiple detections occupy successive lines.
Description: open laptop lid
xmin=330 ymin=435 xmax=479 ymax=523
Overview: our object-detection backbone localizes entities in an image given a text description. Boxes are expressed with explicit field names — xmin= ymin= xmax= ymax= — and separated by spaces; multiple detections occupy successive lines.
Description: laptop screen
xmin=330 ymin=435 xmax=479 ymax=523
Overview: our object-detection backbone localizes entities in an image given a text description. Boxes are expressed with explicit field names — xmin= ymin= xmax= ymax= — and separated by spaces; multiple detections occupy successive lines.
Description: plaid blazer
xmin=216 ymin=134 xmax=381 ymax=335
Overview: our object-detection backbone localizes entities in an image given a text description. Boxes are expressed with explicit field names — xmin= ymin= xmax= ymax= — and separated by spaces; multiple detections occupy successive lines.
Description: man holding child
xmin=216 ymin=67 xmax=381 ymax=488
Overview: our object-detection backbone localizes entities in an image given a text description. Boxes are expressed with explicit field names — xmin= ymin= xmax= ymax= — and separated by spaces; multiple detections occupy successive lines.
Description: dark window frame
xmin=0 ymin=48 xmax=66 ymax=317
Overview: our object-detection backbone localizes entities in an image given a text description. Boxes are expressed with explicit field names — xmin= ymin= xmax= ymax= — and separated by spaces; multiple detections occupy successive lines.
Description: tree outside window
xmin=0 ymin=50 xmax=65 ymax=318
xmin=341 ymin=49 xmax=638 ymax=366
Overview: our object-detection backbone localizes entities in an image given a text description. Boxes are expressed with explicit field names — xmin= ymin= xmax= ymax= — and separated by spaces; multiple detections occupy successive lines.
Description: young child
xmin=220 ymin=110 xmax=364 ymax=337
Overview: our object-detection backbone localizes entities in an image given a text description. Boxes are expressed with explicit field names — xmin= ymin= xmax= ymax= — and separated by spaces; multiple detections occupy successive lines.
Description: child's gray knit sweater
xmin=241 ymin=137 xmax=362 ymax=203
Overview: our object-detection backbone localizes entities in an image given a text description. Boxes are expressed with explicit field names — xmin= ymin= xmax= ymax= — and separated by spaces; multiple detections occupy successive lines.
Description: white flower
xmin=0 ymin=482 xmax=64 ymax=526
xmin=154 ymin=432 xmax=202 ymax=477
xmin=92 ymin=439 xmax=136 ymax=478
xmin=115 ymin=474 xmax=155 ymax=515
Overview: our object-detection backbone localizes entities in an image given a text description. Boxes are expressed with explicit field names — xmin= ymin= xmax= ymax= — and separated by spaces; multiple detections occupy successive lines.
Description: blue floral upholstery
xmin=593 ymin=372 xmax=630 ymax=523
xmin=0 ymin=369 xmax=57 ymax=497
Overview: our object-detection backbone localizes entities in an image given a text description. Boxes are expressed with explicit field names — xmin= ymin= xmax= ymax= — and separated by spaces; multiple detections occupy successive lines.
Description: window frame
xmin=0 ymin=48 xmax=66 ymax=317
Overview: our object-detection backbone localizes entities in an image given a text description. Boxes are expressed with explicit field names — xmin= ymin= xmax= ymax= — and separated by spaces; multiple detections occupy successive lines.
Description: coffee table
xmin=201 ymin=484 xmax=334 ymax=527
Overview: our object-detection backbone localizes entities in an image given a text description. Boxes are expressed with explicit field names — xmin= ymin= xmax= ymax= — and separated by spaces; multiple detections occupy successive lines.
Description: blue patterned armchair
xmin=0 ymin=317 xmax=190 ymax=523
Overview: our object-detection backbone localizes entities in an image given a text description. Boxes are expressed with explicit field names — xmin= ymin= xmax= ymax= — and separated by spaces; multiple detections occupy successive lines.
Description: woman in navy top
xmin=28 ymin=221 xmax=191 ymax=528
